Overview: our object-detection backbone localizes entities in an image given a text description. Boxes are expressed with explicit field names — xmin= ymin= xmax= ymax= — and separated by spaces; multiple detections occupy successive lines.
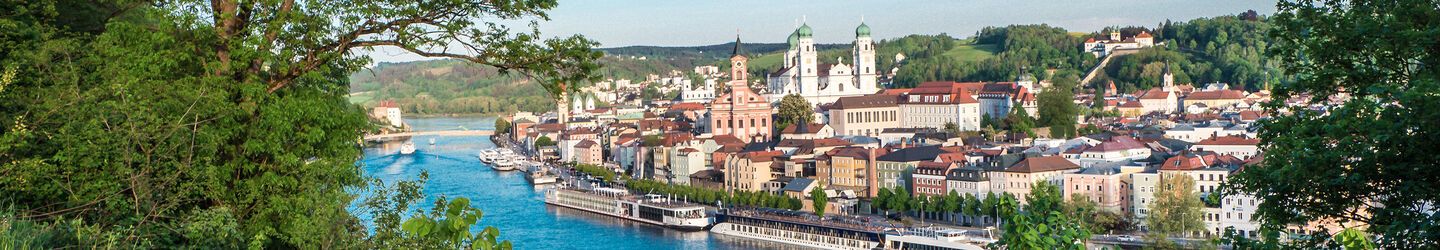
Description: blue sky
xmin=363 ymin=0 xmax=1277 ymax=63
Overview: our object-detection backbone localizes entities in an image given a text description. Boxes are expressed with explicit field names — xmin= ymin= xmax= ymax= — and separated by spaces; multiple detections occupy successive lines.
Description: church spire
xmin=731 ymin=33 xmax=746 ymax=58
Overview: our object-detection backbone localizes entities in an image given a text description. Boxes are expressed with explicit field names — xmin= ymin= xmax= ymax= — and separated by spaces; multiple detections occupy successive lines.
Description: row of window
xmin=716 ymin=117 xmax=768 ymax=129
xmin=843 ymin=110 xmax=895 ymax=124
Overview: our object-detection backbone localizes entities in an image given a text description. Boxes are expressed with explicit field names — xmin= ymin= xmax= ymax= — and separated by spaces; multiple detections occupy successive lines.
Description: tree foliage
xmin=811 ymin=186 xmax=828 ymax=216
xmin=1151 ymin=174 xmax=1205 ymax=237
xmin=1038 ymin=78 xmax=1079 ymax=138
xmin=494 ymin=118 xmax=511 ymax=134
xmin=1226 ymin=0 xmax=1440 ymax=248
xmin=776 ymin=94 xmax=814 ymax=133
xmin=994 ymin=183 xmax=1091 ymax=250
xmin=0 ymin=0 xmax=596 ymax=247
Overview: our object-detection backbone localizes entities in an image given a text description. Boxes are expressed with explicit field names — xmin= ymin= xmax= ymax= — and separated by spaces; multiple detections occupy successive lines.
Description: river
xmin=357 ymin=117 xmax=806 ymax=249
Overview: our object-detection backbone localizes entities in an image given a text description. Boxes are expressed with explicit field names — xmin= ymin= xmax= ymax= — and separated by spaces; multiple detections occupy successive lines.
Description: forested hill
xmin=349 ymin=59 xmax=559 ymax=115
xmin=600 ymin=42 xmax=849 ymax=59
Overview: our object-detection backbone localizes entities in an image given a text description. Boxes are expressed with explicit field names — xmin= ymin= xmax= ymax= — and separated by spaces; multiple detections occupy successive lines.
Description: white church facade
xmin=765 ymin=21 xmax=879 ymax=106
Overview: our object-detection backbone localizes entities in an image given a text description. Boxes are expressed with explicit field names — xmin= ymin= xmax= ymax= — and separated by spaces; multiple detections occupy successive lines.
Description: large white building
xmin=828 ymin=94 xmax=900 ymax=138
xmin=766 ymin=21 xmax=879 ymax=106
xmin=1083 ymin=31 xmax=1155 ymax=57
xmin=899 ymin=81 xmax=982 ymax=131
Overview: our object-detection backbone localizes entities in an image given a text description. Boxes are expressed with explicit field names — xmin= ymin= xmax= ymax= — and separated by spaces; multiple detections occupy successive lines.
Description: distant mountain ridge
xmin=599 ymin=42 xmax=850 ymax=59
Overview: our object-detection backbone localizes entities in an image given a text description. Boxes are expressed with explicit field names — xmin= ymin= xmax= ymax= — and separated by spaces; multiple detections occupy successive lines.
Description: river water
xmin=357 ymin=117 xmax=803 ymax=249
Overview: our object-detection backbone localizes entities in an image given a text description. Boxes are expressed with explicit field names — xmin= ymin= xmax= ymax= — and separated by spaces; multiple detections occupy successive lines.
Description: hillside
xmin=349 ymin=59 xmax=559 ymax=115
xmin=600 ymin=42 xmax=849 ymax=59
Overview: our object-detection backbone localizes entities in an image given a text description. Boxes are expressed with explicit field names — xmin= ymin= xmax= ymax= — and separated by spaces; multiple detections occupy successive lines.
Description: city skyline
xmin=363 ymin=0 xmax=1278 ymax=63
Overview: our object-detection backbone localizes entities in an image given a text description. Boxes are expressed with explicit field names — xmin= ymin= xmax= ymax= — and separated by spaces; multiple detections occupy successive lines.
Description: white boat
xmin=545 ymin=188 xmax=711 ymax=231
xmin=711 ymin=209 xmax=885 ymax=250
xmin=478 ymin=149 xmax=498 ymax=163
xmin=399 ymin=141 xmax=417 ymax=155
xmin=490 ymin=159 xmax=516 ymax=171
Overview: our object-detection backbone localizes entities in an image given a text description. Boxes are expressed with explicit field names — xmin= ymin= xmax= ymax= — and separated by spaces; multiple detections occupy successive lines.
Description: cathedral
xmin=765 ymin=21 xmax=879 ymax=106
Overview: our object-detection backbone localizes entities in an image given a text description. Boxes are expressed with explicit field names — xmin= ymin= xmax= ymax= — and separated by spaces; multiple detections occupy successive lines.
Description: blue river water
xmin=357 ymin=117 xmax=803 ymax=249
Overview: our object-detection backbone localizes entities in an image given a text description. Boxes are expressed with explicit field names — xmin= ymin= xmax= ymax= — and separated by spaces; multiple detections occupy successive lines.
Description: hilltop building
xmin=1083 ymin=31 xmax=1155 ymax=57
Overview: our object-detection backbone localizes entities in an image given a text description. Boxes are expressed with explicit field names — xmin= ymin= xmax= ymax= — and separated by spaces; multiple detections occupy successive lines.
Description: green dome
xmin=797 ymin=24 xmax=813 ymax=38
xmin=856 ymin=23 xmax=871 ymax=37
xmin=787 ymin=31 xmax=799 ymax=49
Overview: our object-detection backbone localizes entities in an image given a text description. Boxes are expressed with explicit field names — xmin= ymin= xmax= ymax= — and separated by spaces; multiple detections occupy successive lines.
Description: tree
xmin=811 ymin=185 xmax=828 ymax=216
xmin=1037 ymin=78 xmax=1078 ymax=138
xmin=776 ymin=94 xmax=814 ymax=134
xmin=944 ymin=191 xmax=962 ymax=222
xmin=1226 ymin=0 xmax=1440 ymax=248
xmin=534 ymin=135 xmax=556 ymax=148
xmin=994 ymin=187 xmax=1091 ymax=250
xmin=399 ymin=197 xmax=513 ymax=249
xmin=874 ymin=187 xmax=892 ymax=214
xmin=943 ymin=122 xmax=961 ymax=134
xmin=890 ymin=188 xmax=911 ymax=216
xmin=1003 ymin=104 xmax=1037 ymax=139
xmin=494 ymin=118 xmax=512 ymax=134
xmin=1151 ymin=173 xmax=1205 ymax=238
xmin=0 ymin=0 xmax=600 ymax=247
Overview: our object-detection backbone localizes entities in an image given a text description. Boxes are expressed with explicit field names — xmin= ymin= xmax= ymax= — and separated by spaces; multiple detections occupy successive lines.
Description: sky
xmin=363 ymin=0 xmax=1278 ymax=63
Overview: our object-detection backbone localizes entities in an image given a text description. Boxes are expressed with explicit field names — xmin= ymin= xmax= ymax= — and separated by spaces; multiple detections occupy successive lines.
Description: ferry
xmin=710 ymin=208 xmax=888 ymax=250
xmin=478 ymin=149 xmax=498 ymax=163
xmin=544 ymin=188 xmax=712 ymax=231
xmin=525 ymin=164 xmax=559 ymax=184
xmin=491 ymin=158 xmax=515 ymax=171
xmin=399 ymin=141 xmax=417 ymax=155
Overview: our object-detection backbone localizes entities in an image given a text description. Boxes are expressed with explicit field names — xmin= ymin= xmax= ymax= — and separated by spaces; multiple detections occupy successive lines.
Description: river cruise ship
xmin=710 ymin=208 xmax=886 ymax=250
xmin=544 ymin=187 xmax=712 ymax=231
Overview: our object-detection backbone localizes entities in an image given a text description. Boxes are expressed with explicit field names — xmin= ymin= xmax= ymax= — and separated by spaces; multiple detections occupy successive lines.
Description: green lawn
xmin=347 ymin=92 xmax=374 ymax=104
xmin=940 ymin=44 xmax=1000 ymax=62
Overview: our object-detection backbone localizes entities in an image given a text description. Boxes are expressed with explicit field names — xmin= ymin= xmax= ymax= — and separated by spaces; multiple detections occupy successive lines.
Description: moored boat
xmin=544 ymin=188 xmax=711 ymax=231
xmin=710 ymin=208 xmax=886 ymax=250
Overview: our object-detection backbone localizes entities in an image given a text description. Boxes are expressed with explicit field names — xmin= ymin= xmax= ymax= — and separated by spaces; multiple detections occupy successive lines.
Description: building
xmin=724 ymin=150 xmax=785 ymax=192
xmin=829 ymin=94 xmax=900 ymax=138
xmin=670 ymin=148 xmax=707 ymax=185
xmin=1075 ymin=136 xmax=1152 ymax=167
xmin=999 ymin=156 xmax=1081 ymax=204
xmin=977 ymin=81 xmax=1037 ymax=120
xmin=1063 ymin=163 xmax=1139 ymax=213
xmin=899 ymin=81 xmax=982 ymax=131
xmin=1184 ymin=90 xmax=1247 ymax=110
xmin=573 ymin=140 xmax=603 ymax=165
xmin=1137 ymin=64 xmax=1181 ymax=114
xmin=372 ymin=100 xmax=404 ymax=128
xmin=817 ymin=147 xmax=883 ymax=197
xmin=875 ymin=145 xmax=945 ymax=193
xmin=945 ymin=164 xmax=993 ymax=199
xmin=709 ymin=37 xmax=775 ymax=143
xmin=766 ymin=21 xmax=879 ymax=106
xmin=1194 ymin=135 xmax=1261 ymax=159
xmin=680 ymin=78 xmax=718 ymax=103
xmin=1083 ymin=31 xmax=1155 ymax=57
xmin=912 ymin=162 xmax=955 ymax=197
xmin=780 ymin=123 xmax=835 ymax=140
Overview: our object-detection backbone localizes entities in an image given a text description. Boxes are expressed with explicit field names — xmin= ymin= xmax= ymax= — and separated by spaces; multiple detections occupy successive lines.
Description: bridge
xmin=364 ymin=130 xmax=495 ymax=140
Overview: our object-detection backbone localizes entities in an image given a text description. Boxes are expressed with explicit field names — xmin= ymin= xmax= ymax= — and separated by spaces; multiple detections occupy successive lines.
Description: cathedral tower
xmin=784 ymin=31 xmax=799 ymax=68
xmin=796 ymin=23 xmax=819 ymax=95
xmin=854 ymin=21 xmax=877 ymax=93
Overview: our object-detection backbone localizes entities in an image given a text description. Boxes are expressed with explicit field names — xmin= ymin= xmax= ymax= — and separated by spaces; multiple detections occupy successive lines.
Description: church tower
xmin=854 ymin=21 xmax=878 ymax=93
xmin=1162 ymin=61 xmax=1175 ymax=92
xmin=730 ymin=35 xmax=748 ymax=87
xmin=784 ymin=31 xmax=799 ymax=69
xmin=796 ymin=23 xmax=819 ymax=95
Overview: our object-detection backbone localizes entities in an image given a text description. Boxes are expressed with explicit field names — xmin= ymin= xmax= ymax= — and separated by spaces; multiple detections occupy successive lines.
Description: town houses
xmin=490 ymin=28 xmax=1296 ymax=241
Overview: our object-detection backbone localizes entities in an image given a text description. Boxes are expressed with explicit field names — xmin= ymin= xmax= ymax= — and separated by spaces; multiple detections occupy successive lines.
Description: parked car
xmin=1116 ymin=235 xmax=1138 ymax=242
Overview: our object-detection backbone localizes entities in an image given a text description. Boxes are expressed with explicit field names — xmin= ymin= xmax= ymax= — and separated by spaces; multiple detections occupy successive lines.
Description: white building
xmin=1075 ymin=136 xmax=1152 ymax=167
xmin=899 ymin=81 xmax=981 ymax=131
xmin=829 ymin=94 xmax=900 ymax=138
xmin=766 ymin=21 xmax=879 ymax=106
xmin=1083 ymin=31 xmax=1155 ymax=57
xmin=680 ymin=78 xmax=718 ymax=103
xmin=1194 ymin=135 xmax=1261 ymax=159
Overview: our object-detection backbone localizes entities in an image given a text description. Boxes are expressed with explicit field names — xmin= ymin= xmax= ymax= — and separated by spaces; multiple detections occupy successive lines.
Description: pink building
xmin=574 ymin=140 xmax=603 ymax=165
xmin=1064 ymin=165 xmax=1133 ymax=213
xmin=709 ymin=36 xmax=774 ymax=143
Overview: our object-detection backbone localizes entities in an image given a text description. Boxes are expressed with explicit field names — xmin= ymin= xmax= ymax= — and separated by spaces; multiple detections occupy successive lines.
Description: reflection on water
xmin=355 ymin=117 xmax=804 ymax=249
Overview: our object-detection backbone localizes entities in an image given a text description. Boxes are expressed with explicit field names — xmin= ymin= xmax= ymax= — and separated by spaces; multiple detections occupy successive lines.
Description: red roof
xmin=1160 ymin=152 xmax=1214 ymax=171
xmin=1085 ymin=38 xmax=1096 ymax=43
xmin=1138 ymin=88 xmax=1174 ymax=99
xmin=1196 ymin=135 xmax=1259 ymax=146
xmin=880 ymin=88 xmax=912 ymax=95
xmin=1186 ymin=90 xmax=1247 ymax=100
xmin=904 ymin=81 xmax=979 ymax=104
xmin=1085 ymin=136 xmax=1146 ymax=152
xmin=668 ymin=102 xmax=706 ymax=112
xmin=1135 ymin=31 xmax=1153 ymax=38
xmin=1118 ymin=101 xmax=1144 ymax=108
xmin=740 ymin=150 xmax=786 ymax=162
